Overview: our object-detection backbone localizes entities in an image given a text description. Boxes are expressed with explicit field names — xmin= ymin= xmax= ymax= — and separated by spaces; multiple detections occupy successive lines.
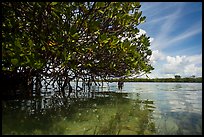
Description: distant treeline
xmin=106 ymin=77 xmax=202 ymax=83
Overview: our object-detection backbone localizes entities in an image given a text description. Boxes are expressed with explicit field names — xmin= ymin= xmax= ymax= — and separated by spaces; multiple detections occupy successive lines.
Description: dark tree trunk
xmin=35 ymin=73 xmax=41 ymax=97
xmin=68 ymin=81 xmax=72 ymax=98
xmin=75 ymin=78 xmax=79 ymax=98
xmin=61 ymin=76 xmax=69 ymax=98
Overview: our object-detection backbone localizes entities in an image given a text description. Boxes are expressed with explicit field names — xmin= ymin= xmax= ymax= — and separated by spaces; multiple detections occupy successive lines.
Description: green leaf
xmin=97 ymin=2 xmax=105 ymax=7
xmin=111 ymin=39 xmax=119 ymax=45
xmin=138 ymin=11 xmax=142 ymax=18
xmin=103 ymin=40 xmax=109 ymax=44
xmin=133 ymin=2 xmax=141 ymax=8
xmin=118 ymin=7 xmax=123 ymax=11
xmin=28 ymin=51 xmax=32 ymax=55
xmin=42 ymin=46 xmax=46 ymax=51
xmin=87 ymin=63 xmax=92 ymax=67
xmin=70 ymin=26 xmax=77 ymax=35
xmin=14 ymin=39 xmax=21 ymax=48
xmin=26 ymin=56 xmax=30 ymax=64
xmin=135 ymin=11 xmax=142 ymax=21
xmin=146 ymin=74 xmax=150 ymax=79
xmin=133 ymin=61 xmax=138 ymax=66
xmin=66 ymin=54 xmax=71 ymax=61
xmin=11 ymin=58 xmax=18 ymax=65
xmin=50 ymin=2 xmax=58 ymax=6
xmin=123 ymin=40 xmax=131 ymax=48
xmin=28 ymin=39 xmax=33 ymax=46
xmin=52 ymin=10 xmax=60 ymax=19
xmin=2 ymin=67 xmax=7 ymax=71
xmin=100 ymin=34 xmax=106 ymax=41
xmin=72 ymin=33 xmax=79 ymax=39
xmin=94 ymin=30 xmax=100 ymax=35
xmin=98 ymin=10 xmax=104 ymax=14
xmin=122 ymin=13 xmax=130 ymax=19
xmin=140 ymin=16 xmax=146 ymax=23
xmin=147 ymin=50 xmax=152 ymax=55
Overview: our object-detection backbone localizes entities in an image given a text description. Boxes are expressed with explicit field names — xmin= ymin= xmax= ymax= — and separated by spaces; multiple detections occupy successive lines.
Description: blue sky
xmin=138 ymin=2 xmax=202 ymax=78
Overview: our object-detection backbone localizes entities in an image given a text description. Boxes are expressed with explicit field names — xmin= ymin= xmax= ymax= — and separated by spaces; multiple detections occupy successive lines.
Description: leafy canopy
xmin=2 ymin=2 xmax=154 ymax=78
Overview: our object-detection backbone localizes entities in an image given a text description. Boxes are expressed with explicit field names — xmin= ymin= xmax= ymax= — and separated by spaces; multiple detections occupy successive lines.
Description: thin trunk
xmin=68 ymin=81 xmax=72 ymax=98
xmin=76 ymin=78 xmax=79 ymax=98
xmin=35 ymin=74 xmax=41 ymax=97
xmin=61 ymin=76 xmax=69 ymax=98
xmin=82 ymin=78 xmax=85 ymax=93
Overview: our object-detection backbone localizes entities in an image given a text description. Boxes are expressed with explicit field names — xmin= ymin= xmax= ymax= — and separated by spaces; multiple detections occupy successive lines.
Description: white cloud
xmin=145 ymin=50 xmax=202 ymax=78
xmin=163 ymin=54 xmax=202 ymax=77
xmin=131 ymin=29 xmax=147 ymax=40
xmin=150 ymin=50 xmax=165 ymax=65
xmin=138 ymin=29 xmax=146 ymax=35
xmin=166 ymin=55 xmax=185 ymax=65
xmin=149 ymin=37 xmax=154 ymax=43
xmin=186 ymin=54 xmax=202 ymax=65
xmin=184 ymin=64 xmax=202 ymax=76
xmin=120 ymin=29 xmax=148 ymax=42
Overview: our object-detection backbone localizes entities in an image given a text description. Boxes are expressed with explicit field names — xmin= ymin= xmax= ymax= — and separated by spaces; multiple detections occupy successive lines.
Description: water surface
xmin=2 ymin=82 xmax=202 ymax=135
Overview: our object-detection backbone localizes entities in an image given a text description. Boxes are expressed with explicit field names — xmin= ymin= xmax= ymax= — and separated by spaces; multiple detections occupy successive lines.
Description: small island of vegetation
xmin=107 ymin=76 xmax=202 ymax=83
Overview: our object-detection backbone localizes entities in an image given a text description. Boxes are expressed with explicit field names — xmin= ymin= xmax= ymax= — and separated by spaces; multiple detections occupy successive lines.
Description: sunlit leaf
xmin=140 ymin=16 xmax=146 ymax=23
xmin=50 ymin=2 xmax=58 ymax=6
xmin=11 ymin=58 xmax=18 ymax=65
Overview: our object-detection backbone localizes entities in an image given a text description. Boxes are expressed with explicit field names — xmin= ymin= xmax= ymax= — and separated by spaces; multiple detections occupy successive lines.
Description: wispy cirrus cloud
xmin=139 ymin=2 xmax=202 ymax=78
xmin=152 ymin=21 xmax=202 ymax=50
xmin=141 ymin=2 xmax=202 ymax=51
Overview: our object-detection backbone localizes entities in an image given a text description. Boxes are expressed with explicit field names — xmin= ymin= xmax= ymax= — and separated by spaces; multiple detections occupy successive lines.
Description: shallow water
xmin=2 ymin=82 xmax=202 ymax=135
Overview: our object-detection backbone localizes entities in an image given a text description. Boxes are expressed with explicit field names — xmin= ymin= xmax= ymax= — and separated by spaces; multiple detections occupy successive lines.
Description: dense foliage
xmin=2 ymin=2 xmax=153 ymax=97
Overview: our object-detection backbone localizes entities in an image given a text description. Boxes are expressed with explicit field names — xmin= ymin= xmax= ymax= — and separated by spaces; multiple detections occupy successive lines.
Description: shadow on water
xmin=2 ymin=92 xmax=157 ymax=135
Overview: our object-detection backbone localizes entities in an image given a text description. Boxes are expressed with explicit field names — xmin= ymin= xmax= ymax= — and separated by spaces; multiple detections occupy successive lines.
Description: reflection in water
xmin=123 ymin=82 xmax=202 ymax=135
xmin=2 ymin=82 xmax=202 ymax=135
xmin=2 ymin=92 xmax=156 ymax=135
xmin=155 ymin=111 xmax=202 ymax=135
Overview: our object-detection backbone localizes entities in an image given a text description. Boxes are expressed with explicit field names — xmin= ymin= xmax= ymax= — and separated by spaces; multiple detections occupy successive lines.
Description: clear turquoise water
xmin=2 ymin=82 xmax=202 ymax=135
